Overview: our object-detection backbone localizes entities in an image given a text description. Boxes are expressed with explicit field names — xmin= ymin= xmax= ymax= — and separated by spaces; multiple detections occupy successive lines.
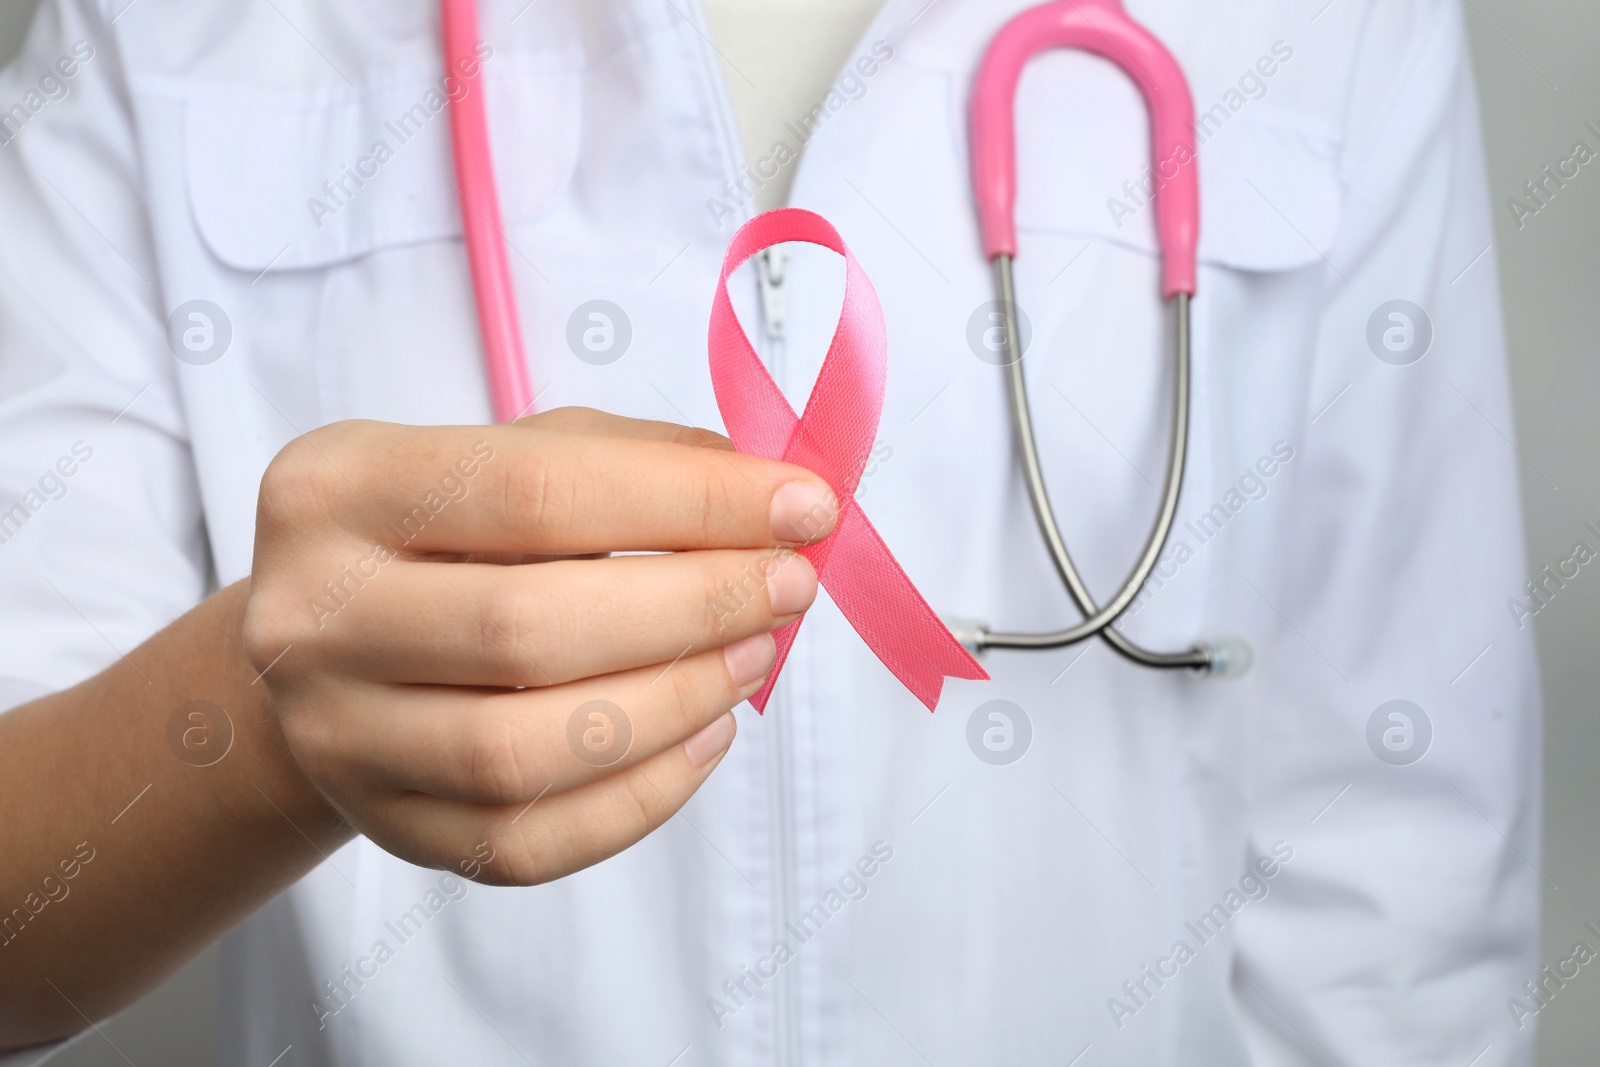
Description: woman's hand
xmin=243 ymin=408 xmax=835 ymax=885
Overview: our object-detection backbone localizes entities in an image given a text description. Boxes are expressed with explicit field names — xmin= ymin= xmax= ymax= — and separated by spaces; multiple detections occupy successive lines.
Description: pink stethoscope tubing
xmin=441 ymin=0 xmax=532 ymax=423
xmin=970 ymin=0 xmax=1199 ymax=296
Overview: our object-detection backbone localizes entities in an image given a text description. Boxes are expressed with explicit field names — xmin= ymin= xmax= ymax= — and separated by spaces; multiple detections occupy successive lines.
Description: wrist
xmin=216 ymin=579 xmax=351 ymax=842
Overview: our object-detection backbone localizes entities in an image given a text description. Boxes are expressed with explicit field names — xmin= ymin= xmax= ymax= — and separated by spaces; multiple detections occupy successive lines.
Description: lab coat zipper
xmin=767 ymin=668 xmax=803 ymax=1067
xmin=739 ymin=2 xmax=914 ymax=1057
xmin=678 ymin=1 xmax=805 ymax=1061
xmin=758 ymin=248 xmax=789 ymax=341
xmin=758 ymin=270 xmax=802 ymax=1067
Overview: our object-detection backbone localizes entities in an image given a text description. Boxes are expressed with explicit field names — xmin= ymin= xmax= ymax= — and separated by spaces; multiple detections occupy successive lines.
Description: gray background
xmin=1 ymin=0 xmax=1596 ymax=1062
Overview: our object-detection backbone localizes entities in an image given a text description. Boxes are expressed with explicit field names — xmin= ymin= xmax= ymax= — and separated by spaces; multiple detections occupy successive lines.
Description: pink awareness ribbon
xmin=709 ymin=209 xmax=990 ymax=712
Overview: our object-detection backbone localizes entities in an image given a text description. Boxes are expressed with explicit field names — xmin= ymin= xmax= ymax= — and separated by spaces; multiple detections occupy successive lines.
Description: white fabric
xmin=0 ymin=0 xmax=1539 ymax=1064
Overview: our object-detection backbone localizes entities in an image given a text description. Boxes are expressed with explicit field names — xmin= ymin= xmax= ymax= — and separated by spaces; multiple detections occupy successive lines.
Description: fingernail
xmin=765 ymin=554 xmax=817 ymax=617
xmin=770 ymin=481 xmax=837 ymax=544
xmin=685 ymin=712 xmax=736 ymax=768
xmin=724 ymin=632 xmax=776 ymax=688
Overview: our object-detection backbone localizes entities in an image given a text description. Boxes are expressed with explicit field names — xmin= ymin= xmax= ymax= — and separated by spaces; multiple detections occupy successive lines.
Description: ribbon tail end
xmin=907 ymin=656 xmax=990 ymax=713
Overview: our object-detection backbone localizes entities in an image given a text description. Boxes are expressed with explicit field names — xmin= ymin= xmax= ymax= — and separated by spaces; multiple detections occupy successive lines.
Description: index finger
xmin=518 ymin=407 xmax=735 ymax=452
xmin=311 ymin=418 xmax=838 ymax=555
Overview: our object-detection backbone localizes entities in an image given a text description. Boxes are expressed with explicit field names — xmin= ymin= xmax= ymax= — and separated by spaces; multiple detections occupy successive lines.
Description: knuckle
xmin=462 ymin=714 xmax=531 ymax=805
xmin=663 ymin=652 xmax=720 ymax=730
xmin=240 ymin=583 xmax=315 ymax=674
xmin=697 ymin=476 xmax=721 ymax=544
xmin=501 ymin=448 xmax=572 ymax=543
xmin=536 ymin=405 xmax=604 ymax=433
xmin=275 ymin=704 xmax=339 ymax=771
xmin=701 ymin=567 xmax=733 ymax=638
xmin=256 ymin=428 xmax=352 ymax=534
xmin=671 ymin=424 xmax=729 ymax=450
xmin=239 ymin=594 xmax=282 ymax=671
xmin=473 ymin=579 xmax=566 ymax=685
xmin=690 ymin=467 xmax=738 ymax=546
xmin=484 ymin=821 xmax=549 ymax=887
xmin=473 ymin=582 xmax=533 ymax=678
xmin=702 ymin=553 xmax=764 ymax=638
xmin=618 ymin=768 xmax=674 ymax=832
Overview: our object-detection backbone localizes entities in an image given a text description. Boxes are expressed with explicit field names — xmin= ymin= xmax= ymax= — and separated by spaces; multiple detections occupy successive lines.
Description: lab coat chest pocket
xmin=156 ymin=53 xmax=583 ymax=426
xmin=181 ymin=53 xmax=582 ymax=271
xmin=1003 ymin=51 xmax=1343 ymax=274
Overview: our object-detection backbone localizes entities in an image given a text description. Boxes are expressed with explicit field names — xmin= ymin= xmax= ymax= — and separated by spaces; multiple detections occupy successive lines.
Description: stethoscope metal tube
xmin=968 ymin=257 xmax=1211 ymax=670
xmin=949 ymin=259 xmax=1250 ymax=677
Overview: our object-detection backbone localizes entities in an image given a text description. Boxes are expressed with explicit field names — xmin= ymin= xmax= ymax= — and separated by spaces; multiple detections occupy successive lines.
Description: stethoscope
xmin=438 ymin=0 xmax=1250 ymax=679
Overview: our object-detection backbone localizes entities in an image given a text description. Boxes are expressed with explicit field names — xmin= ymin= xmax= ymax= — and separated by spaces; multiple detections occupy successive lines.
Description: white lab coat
xmin=0 ymin=0 xmax=1540 ymax=1064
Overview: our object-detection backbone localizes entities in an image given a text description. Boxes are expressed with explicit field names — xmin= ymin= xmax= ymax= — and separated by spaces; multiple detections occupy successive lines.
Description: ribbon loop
xmin=709 ymin=209 xmax=989 ymax=712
